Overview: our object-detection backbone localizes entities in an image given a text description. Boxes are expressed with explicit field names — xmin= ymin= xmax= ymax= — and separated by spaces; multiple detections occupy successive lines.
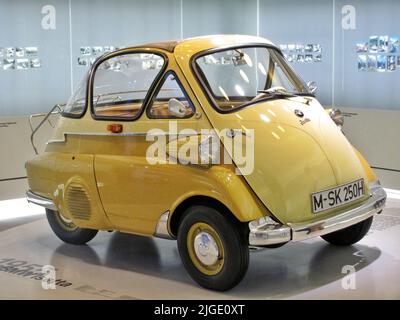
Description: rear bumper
xmin=249 ymin=182 xmax=387 ymax=246
xmin=26 ymin=190 xmax=56 ymax=211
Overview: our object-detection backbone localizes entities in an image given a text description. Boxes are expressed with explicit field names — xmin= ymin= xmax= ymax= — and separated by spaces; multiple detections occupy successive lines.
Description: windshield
xmin=195 ymin=46 xmax=309 ymax=112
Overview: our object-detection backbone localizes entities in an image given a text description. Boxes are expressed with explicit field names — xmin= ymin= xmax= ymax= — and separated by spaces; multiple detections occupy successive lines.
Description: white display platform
xmin=0 ymin=198 xmax=399 ymax=299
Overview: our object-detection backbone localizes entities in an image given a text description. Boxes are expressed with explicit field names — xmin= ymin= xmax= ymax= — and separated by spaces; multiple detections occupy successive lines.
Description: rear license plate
xmin=312 ymin=179 xmax=365 ymax=214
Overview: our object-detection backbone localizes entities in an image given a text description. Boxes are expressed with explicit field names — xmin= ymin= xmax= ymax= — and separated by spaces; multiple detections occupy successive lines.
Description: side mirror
xmin=329 ymin=108 xmax=344 ymax=128
xmin=307 ymin=81 xmax=318 ymax=94
xmin=168 ymin=98 xmax=188 ymax=118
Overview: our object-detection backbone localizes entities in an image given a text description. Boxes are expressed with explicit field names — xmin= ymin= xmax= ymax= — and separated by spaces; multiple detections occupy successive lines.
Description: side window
xmin=92 ymin=53 xmax=164 ymax=119
xmin=270 ymin=63 xmax=297 ymax=92
xmin=148 ymin=72 xmax=195 ymax=118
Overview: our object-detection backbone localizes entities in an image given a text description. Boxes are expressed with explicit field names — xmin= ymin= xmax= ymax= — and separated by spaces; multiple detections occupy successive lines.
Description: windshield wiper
xmin=248 ymin=87 xmax=314 ymax=106
xmin=251 ymin=87 xmax=296 ymax=103
xmin=258 ymin=86 xmax=314 ymax=97
xmin=257 ymin=89 xmax=296 ymax=98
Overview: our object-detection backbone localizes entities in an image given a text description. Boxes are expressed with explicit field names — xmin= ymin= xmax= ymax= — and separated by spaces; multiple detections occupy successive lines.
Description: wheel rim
xmin=55 ymin=211 xmax=78 ymax=232
xmin=187 ymin=222 xmax=225 ymax=276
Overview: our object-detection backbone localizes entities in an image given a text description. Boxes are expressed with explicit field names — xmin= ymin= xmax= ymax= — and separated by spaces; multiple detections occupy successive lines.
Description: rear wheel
xmin=321 ymin=216 xmax=373 ymax=246
xmin=177 ymin=206 xmax=249 ymax=291
xmin=46 ymin=209 xmax=98 ymax=245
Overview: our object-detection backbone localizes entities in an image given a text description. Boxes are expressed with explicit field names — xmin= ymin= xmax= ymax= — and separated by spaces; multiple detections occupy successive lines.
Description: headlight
xmin=329 ymin=108 xmax=344 ymax=128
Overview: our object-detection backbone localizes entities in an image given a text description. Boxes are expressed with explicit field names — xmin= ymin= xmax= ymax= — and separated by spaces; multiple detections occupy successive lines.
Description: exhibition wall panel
xmin=342 ymin=108 xmax=400 ymax=186
xmin=0 ymin=0 xmax=71 ymax=117
xmin=0 ymin=114 xmax=56 ymax=200
xmin=70 ymin=0 xmax=181 ymax=87
xmin=333 ymin=0 xmax=400 ymax=110
xmin=182 ymin=0 xmax=257 ymax=38
xmin=260 ymin=0 xmax=400 ymax=110
xmin=0 ymin=0 xmax=182 ymax=117
xmin=332 ymin=0 xmax=400 ymax=187
xmin=259 ymin=0 xmax=334 ymax=107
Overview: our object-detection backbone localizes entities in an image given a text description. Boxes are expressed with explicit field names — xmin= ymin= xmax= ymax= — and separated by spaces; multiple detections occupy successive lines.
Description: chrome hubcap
xmin=193 ymin=231 xmax=220 ymax=266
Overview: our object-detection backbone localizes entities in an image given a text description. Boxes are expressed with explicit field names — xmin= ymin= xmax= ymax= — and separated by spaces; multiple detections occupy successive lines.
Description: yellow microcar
xmin=26 ymin=35 xmax=386 ymax=291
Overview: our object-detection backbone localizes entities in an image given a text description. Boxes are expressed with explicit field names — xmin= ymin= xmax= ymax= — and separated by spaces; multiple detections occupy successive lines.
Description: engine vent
xmin=65 ymin=183 xmax=92 ymax=220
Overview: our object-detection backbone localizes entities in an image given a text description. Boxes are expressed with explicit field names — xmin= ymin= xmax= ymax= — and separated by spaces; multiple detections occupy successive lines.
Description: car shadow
xmin=230 ymin=241 xmax=381 ymax=298
xmin=51 ymin=231 xmax=193 ymax=284
xmin=51 ymin=232 xmax=381 ymax=298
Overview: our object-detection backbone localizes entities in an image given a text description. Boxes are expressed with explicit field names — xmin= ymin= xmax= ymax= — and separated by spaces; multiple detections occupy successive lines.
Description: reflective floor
xmin=0 ymin=196 xmax=399 ymax=299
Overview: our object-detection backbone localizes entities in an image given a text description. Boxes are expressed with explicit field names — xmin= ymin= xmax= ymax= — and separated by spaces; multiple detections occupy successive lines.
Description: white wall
xmin=0 ymin=114 xmax=58 ymax=200
xmin=341 ymin=107 xmax=400 ymax=189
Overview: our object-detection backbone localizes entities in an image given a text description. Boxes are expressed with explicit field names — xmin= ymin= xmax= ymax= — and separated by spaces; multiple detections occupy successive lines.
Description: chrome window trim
xmin=190 ymin=43 xmax=311 ymax=114
xmin=89 ymin=50 xmax=168 ymax=122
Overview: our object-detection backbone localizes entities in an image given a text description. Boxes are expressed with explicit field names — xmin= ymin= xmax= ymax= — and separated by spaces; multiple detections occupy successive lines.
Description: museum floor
xmin=0 ymin=193 xmax=399 ymax=300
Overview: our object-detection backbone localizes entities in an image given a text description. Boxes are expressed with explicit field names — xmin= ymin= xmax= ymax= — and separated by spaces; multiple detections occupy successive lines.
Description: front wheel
xmin=46 ymin=209 xmax=98 ymax=245
xmin=321 ymin=216 xmax=373 ymax=246
xmin=177 ymin=206 xmax=249 ymax=291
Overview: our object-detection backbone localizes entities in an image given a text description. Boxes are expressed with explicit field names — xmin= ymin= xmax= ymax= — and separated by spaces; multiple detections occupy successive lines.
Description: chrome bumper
xmin=26 ymin=190 xmax=57 ymax=211
xmin=249 ymin=182 xmax=387 ymax=246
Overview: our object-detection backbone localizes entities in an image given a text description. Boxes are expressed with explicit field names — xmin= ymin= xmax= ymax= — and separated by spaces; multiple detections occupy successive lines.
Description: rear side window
xmin=92 ymin=53 xmax=165 ymax=119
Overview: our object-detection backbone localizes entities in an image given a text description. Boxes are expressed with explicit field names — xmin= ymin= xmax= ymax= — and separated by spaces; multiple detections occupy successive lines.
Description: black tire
xmin=46 ymin=209 xmax=98 ymax=245
xmin=177 ymin=205 xmax=249 ymax=291
xmin=321 ymin=216 xmax=373 ymax=246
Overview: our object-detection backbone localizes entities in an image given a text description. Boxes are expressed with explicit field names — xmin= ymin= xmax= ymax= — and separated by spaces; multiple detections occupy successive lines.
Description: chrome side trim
xmin=47 ymin=131 xmax=200 ymax=145
xmin=154 ymin=211 xmax=174 ymax=240
xmin=248 ymin=182 xmax=387 ymax=246
xmin=26 ymin=190 xmax=57 ymax=211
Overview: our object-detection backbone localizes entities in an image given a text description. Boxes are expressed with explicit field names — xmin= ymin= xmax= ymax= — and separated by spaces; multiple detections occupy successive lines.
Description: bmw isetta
xmin=26 ymin=35 xmax=386 ymax=291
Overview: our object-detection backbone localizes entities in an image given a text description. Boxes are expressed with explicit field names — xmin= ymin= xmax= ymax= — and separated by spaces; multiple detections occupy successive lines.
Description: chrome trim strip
xmin=26 ymin=190 xmax=57 ymax=211
xmin=154 ymin=210 xmax=174 ymax=240
xmin=47 ymin=131 xmax=200 ymax=145
xmin=248 ymin=182 xmax=387 ymax=246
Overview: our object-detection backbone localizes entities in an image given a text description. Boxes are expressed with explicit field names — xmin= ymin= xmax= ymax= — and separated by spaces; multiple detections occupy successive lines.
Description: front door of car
xmin=92 ymin=51 xmax=212 ymax=235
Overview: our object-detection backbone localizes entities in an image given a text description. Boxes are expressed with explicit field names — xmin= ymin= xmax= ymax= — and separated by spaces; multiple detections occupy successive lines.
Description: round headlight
xmin=329 ymin=108 xmax=344 ymax=128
